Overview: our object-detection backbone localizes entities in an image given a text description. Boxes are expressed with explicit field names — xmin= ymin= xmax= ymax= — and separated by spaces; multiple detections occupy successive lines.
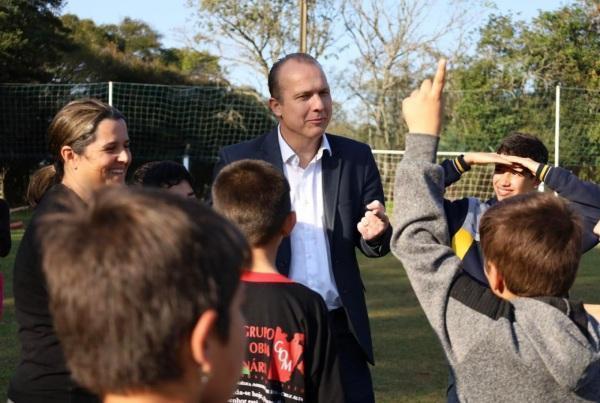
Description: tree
xmin=0 ymin=0 xmax=72 ymax=82
xmin=160 ymin=47 xmax=222 ymax=82
xmin=340 ymin=0 xmax=490 ymax=149
xmin=57 ymin=15 xmax=224 ymax=84
xmin=441 ymin=15 xmax=533 ymax=151
xmin=109 ymin=17 xmax=162 ymax=61
xmin=189 ymin=0 xmax=338 ymax=82
xmin=444 ymin=0 xmax=600 ymax=177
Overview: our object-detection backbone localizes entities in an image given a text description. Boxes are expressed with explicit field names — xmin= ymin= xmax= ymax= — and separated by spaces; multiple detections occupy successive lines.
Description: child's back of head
xmin=212 ymin=159 xmax=292 ymax=247
xmin=39 ymin=187 xmax=249 ymax=402
xmin=480 ymin=191 xmax=581 ymax=297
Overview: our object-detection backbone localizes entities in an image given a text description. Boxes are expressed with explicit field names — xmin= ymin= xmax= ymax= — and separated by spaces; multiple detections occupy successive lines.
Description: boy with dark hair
xmin=132 ymin=160 xmax=196 ymax=198
xmin=495 ymin=132 xmax=549 ymax=163
xmin=212 ymin=159 xmax=344 ymax=403
xmin=38 ymin=187 xmax=249 ymax=403
xmin=442 ymin=132 xmax=600 ymax=285
xmin=393 ymin=60 xmax=600 ymax=402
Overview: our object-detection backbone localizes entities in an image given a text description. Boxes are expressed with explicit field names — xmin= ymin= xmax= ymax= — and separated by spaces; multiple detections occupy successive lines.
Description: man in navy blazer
xmin=214 ymin=53 xmax=392 ymax=402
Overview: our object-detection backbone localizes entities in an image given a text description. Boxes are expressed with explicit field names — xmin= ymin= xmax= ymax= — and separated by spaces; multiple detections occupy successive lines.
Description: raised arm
xmin=442 ymin=153 xmax=511 ymax=187
xmin=391 ymin=60 xmax=463 ymax=335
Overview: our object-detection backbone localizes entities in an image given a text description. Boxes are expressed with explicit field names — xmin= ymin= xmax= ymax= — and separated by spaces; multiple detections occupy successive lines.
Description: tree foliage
xmin=57 ymin=15 xmax=224 ymax=84
xmin=340 ymin=0 xmax=490 ymax=149
xmin=444 ymin=1 xmax=600 ymax=176
xmin=0 ymin=0 xmax=71 ymax=82
xmin=0 ymin=1 xmax=224 ymax=85
xmin=190 ymin=0 xmax=338 ymax=82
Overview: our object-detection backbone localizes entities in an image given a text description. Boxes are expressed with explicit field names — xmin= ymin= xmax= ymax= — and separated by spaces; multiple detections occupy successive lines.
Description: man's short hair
xmin=212 ymin=159 xmax=291 ymax=247
xmin=480 ymin=192 xmax=581 ymax=297
xmin=132 ymin=160 xmax=194 ymax=189
xmin=268 ymin=53 xmax=322 ymax=100
xmin=497 ymin=132 xmax=549 ymax=164
xmin=39 ymin=187 xmax=249 ymax=395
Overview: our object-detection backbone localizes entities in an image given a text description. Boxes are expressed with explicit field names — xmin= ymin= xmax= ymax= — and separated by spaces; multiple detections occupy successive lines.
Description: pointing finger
xmin=432 ymin=59 xmax=446 ymax=98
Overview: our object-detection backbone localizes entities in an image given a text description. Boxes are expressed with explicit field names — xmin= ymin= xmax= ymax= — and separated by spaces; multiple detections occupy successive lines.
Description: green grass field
xmin=1 ymin=216 xmax=600 ymax=402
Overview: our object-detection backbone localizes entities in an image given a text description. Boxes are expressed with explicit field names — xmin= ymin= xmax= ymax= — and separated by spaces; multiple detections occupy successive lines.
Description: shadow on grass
xmin=360 ymin=254 xmax=447 ymax=402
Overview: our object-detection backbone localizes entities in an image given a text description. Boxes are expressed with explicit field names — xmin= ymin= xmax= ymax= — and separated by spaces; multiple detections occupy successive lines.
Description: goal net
xmin=372 ymin=150 xmax=495 ymax=203
xmin=0 ymin=82 xmax=275 ymax=163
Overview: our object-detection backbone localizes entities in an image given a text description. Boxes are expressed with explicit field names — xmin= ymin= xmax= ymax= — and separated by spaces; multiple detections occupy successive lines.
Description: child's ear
xmin=485 ymin=261 xmax=505 ymax=296
xmin=189 ymin=309 xmax=219 ymax=374
xmin=281 ymin=211 xmax=296 ymax=237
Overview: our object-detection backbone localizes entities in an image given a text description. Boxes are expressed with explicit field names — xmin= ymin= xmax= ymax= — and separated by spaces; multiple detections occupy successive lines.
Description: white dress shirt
xmin=278 ymin=128 xmax=342 ymax=310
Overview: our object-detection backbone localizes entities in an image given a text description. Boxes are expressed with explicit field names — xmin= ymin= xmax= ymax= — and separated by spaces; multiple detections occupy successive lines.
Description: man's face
xmin=269 ymin=60 xmax=332 ymax=143
xmin=492 ymin=163 xmax=538 ymax=201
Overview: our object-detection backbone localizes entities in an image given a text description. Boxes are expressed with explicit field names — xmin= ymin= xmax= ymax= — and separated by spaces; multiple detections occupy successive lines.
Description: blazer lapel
xmin=260 ymin=128 xmax=284 ymax=171
xmin=322 ymin=137 xmax=341 ymax=240
xmin=263 ymin=128 xmax=292 ymax=275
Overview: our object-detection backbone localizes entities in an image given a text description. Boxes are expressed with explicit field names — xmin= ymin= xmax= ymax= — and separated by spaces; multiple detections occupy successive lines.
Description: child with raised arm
xmin=392 ymin=60 xmax=600 ymax=402
xmin=212 ymin=159 xmax=344 ymax=403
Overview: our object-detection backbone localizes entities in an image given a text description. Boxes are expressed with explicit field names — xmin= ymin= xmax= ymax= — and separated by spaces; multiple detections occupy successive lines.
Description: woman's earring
xmin=200 ymin=368 xmax=210 ymax=386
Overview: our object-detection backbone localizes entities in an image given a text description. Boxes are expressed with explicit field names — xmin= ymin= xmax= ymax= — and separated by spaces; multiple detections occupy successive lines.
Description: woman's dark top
xmin=8 ymin=184 xmax=99 ymax=403
xmin=0 ymin=198 xmax=10 ymax=257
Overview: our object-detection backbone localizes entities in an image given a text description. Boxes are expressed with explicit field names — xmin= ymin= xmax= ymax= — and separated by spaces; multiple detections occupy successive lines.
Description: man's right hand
xmin=593 ymin=220 xmax=600 ymax=238
xmin=402 ymin=59 xmax=446 ymax=137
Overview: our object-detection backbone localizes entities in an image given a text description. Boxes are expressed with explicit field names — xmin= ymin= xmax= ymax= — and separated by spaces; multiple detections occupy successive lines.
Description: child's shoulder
xmin=242 ymin=272 xmax=328 ymax=312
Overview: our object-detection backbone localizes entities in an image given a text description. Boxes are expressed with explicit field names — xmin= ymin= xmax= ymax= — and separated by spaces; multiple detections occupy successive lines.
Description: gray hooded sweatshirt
xmin=391 ymin=133 xmax=600 ymax=402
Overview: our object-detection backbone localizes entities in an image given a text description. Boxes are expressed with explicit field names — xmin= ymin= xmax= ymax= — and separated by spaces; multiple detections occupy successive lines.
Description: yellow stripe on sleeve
xmin=455 ymin=158 xmax=465 ymax=173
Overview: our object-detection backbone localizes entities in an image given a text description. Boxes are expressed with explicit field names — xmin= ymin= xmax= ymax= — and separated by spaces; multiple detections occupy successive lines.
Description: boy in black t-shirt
xmin=213 ymin=159 xmax=344 ymax=403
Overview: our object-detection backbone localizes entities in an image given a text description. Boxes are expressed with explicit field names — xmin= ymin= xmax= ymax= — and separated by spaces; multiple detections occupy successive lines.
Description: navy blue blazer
xmin=213 ymin=128 xmax=392 ymax=364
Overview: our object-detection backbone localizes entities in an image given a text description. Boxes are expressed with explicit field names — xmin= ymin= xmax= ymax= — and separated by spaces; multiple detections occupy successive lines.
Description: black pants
xmin=329 ymin=308 xmax=375 ymax=403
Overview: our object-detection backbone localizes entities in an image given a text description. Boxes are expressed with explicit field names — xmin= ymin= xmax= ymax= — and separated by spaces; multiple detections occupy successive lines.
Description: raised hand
xmin=502 ymin=155 xmax=541 ymax=176
xmin=464 ymin=152 xmax=512 ymax=167
xmin=357 ymin=200 xmax=389 ymax=241
xmin=402 ymin=59 xmax=446 ymax=136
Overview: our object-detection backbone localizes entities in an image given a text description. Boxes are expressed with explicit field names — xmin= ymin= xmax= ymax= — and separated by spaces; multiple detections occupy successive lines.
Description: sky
xmin=61 ymin=0 xmax=572 ymax=95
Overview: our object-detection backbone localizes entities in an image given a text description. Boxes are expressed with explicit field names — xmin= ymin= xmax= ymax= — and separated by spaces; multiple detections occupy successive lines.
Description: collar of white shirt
xmin=277 ymin=126 xmax=331 ymax=166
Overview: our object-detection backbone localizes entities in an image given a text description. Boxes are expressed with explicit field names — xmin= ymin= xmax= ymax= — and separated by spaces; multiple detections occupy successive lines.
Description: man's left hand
xmin=357 ymin=200 xmax=390 ymax=241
